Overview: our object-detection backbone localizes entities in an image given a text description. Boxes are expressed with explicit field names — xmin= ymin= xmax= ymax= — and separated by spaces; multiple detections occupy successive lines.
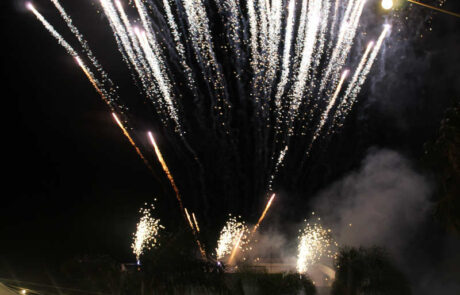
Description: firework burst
xmin=216 ymin=215 xmax=250 ymax=261
xmin=297 ymin=215 xmax=338 ymax=274
xmin=132 ymin=203 xmax=164 ymax=261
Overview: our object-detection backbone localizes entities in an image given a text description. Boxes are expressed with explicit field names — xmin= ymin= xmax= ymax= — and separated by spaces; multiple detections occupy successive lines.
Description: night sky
xmin=1 ymin=0 xmax=459 ymax=280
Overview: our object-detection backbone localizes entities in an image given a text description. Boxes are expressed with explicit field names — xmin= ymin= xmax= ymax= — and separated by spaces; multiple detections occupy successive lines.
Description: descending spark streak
xmin=293 ymin=0 xmax=309 ymax=69
xmin=184 ymin=208 xmax=195 ymax=230
xmin=319 ymin=0 xmax=365 ymax=94
xmin=99 ymin=0 xmax=159 ymax=116
xmin=185 ymin=208 xmax=206 ymax=257
xmin=334 ymin=41 xmax=374 ymax=122
xmin=112 ymin=113 xmax=152 ymax=170
xmin=136 ymin=29 xmax=180 ymax=130
xmin=247 ymin=0 xmax=259 ymax=75
xmin=342 ymin=42 xmax=375 ymax=100
xmin=328 ymin=0 xmax=341 ymax=51
xmin=300 ymin=0 xmax=331 ymax=103
xmin=252 ymin=193 xmax=276 ymax=233
xmin=274 ymin=0 xmax=296 ymax=108
xmin=51 ymin=0 xmax=120 ymax=108
xmin=162 ymin=0 xmax=196 ymax=91
xmin=215 ymin=0 xmax=242 ymax=61
xmin=133 ymin=0 xmax=159 ymax=54
xmin=100 ymin=0 xmax=138 ymax=70
xmin=259 ymin=0 xmax=279 ymax=99
xmin=28 ymin=3 xmax=155 ymax=174
xmin=407 ymin=0 xmax=460 ymax=18
xmin=148 ymin=132 xmax=184 ymax=211
xmin=114 ymin=1 xmax=145 ymax=62
xmin=310 ymin=70 xmax=349 ymax=147
xmin=75 ymin=57 xmax=111 ymax=105
xmin=289 ymin=0 xmax=323 ymax=118
xmin=50 ymin=0 xmax=110 ymax=84
xmin=227 ymin=229 xmax=244 ymax=265
xmin=114 ymin=1 xmax=161 ymax=106
xmin=258 ymin=0 xmax=269 ymax=56
xmin=192 ymin=212 xmax=200 ymax=233
xmin=101 ymin=0 xmax=175 ymax=128
xmin=335 ymin=26 xmax=390 ymax=126
xmin=27 ymin=3 xmax=78 ymax=57
xmin=268 ymin=146 xmax=288 ymax=191
xmin=148 ymin=132 xmax=205 ymax=257
xmin=181 ymin=0 xmax=229 ymax=115
xmin=268 ymin=0 xmax=283 ymax=62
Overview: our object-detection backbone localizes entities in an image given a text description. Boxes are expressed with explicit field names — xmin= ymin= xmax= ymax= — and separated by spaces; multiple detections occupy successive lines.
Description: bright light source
xmin=381 ymin=0 xmax=393 ymax=10
xmin=25 ymin=2 xmax=33 ymax=10
xmin=21 ymin=290 xmax=27 ymax=295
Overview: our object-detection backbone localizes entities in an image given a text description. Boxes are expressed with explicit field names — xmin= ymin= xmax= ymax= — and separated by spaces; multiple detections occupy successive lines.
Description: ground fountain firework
xmin=216 ymin=215 xmax=250 ymax=261
xmin=132 ymin=203 xmax=164 ymax=261
xmin=297 ymin=215 xmax=338 ymax=274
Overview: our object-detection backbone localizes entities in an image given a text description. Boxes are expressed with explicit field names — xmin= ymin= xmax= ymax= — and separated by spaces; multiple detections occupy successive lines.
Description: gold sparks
xmin=112 ymin=113 xmax=152 ymax=170
xmin=132 ymin=204 xmax=164 ymax=260
xmin=192 ymin=212 xmax=201 ymax=233
xmin=227 ymin=230 xmax=245 ymax=265
xmin=297 ymin=218 xmax=338 ymax=274
xmin=148 ymin=132 xmax=184 ymax=212
xmin=252 ymin=193 xmax=276 ymax=234
xmin=407 ymin=0 xmax=460 ymax=18
xmin=148 ymin=132 xmax=206 ymax=258
xmin=216 ymin=215 xmax=249 ymax=261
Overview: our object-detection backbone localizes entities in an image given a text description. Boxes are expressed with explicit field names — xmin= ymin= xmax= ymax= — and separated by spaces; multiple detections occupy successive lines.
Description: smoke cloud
xmin=312 ymin=149 xmax=432 ymax=258
xmin=310 ymin=148 xmax=460 ymax=294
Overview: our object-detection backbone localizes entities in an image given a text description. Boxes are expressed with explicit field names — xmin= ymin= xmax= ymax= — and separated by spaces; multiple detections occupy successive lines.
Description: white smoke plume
xmin=311 ymin=149 xmax=431 ymax=258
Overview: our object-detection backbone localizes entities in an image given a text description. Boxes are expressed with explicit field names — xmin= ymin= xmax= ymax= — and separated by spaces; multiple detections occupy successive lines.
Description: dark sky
xmin=1 ymin=0 xmax=459 ymax=278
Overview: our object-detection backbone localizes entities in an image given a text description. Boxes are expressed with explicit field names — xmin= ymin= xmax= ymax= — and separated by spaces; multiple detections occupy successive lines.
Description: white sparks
xmin=297 ymin=219 xmax=337 ymax=274
xmin=216 ymin=215 xmax=249 ymax=260
xmin=132 ymin=204 xmax=164 ymax=260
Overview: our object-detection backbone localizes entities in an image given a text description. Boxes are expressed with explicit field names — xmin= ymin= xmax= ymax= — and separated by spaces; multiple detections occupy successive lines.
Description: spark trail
xmin=112 ymin=113 xmax=152 ymax=170
xmin=227 ymin=230 xmax=244 ymax=265
xmin=184 ymin=207 xmax=195 ymax=230
xmin=149 ymin=133 xmax=206 ymax=257
xmin=192 ymin=212 xmax=200 ymax=233
xmin=27 ymin=3 xmax=78 ymax=58
xmin=333 ymin=25 xmax=391 ymax=130
xmin=216 ymin=215 xmax=249 ymax=260
xmin=407 ymin=0 xmax=460 ymax=18
xmin=309 ymin=70 xmax=349 ymax=150
xmin=28 ymin=0 xmax=393 ymax=250
xmin=50 ymin=0 xmax=117 ymax=105
xmin=75 ymin=57 xmax=110 ymax=105
xmin=148 ymin=132 xmax=184 ymax=211
xmin=252 ymin=193 xmax=276 ymax=234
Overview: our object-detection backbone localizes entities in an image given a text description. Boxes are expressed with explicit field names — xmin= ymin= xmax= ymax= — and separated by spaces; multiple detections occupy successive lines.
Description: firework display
xmin=132 ymin=204 xmax=164 ymax=261
xmin=27 ymin=0 xmax=396 ymax=272
xmin=297 ymin=216 xmax=338 ymax=274
xmin=27 ymin=0 xmax=390 ymax=188
xmin=216 ymin=215 xmax=250 ymax=261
